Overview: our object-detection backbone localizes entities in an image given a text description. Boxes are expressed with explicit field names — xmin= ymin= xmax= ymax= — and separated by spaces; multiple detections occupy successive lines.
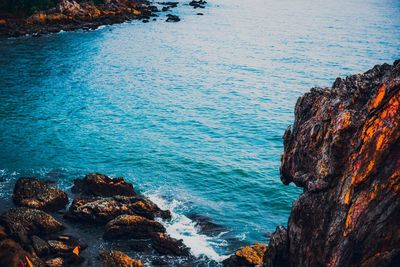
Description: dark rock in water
xmin=197 ymin=13 xmax=204 ymax=15
xmin=166 ymin=14 xmax=180 ymax=22
xmin=189 ymin=0 xmax=207 ymax=9
xmin=100 ymin=250 xmax=142 ymax=267
xmin=66 ymin=195 xmax=171 ymax=223
xmin=188 ymin=214 xmax=228 ymax=236
xmin=13 ymin=177 xmax=68 ymax=211
xmin=103 ymin=214 xmax=165 ymax=240
xmin=161 ymin=6 xmax=170 ymax=12
xmin=223 ymin=243 xmax=268 ymax=267
xmin=32 ymin=235 xmax=51 ymax=257
xmin=72 ymin=173 xmax=137 ymax=197
xmin=142 ymin=19 xmax=149 ymax=23
xmin=47 ymin=234 xmax=87 ymax=254
xmin=158 ymin=2 xmax=179 ymax=8
xmin=151 ymin=232 xmax=190 ymax=256
xmin=0 ymin=207 xmax=64 ymax=245
xmin=263 ymin=60 xmax=400 ymax=266
xmin=0 ymin=238 xmax=45 ymax=267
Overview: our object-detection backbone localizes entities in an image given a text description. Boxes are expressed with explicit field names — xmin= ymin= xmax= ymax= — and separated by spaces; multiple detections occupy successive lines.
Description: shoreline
xmin=0 ymin=0 xmax=206 ymax=37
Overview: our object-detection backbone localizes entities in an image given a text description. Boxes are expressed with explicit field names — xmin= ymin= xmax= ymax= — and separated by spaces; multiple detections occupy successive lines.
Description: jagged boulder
xmin=264 ymin=60 xmax=400 ymax=266
xmin=0 ymin=207 xmax=64 ymax=245
xmin=151 ymin=232 xmax=190 ymax=256
xmin=13 ymin=177 xmax=68 ymax=211
xmin=72 ymin=173 xmax=137 ymax=197
xmin=100 ymin=250 xmax=142 ymax=267
xmin=223 ymin=243 xmax=268 ymax=266
xmin=65 ymin=195 xmax=171 ymax=223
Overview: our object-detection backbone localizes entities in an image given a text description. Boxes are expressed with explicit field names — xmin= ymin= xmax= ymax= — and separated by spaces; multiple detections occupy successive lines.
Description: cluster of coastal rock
xmin=0 ymin=173 xmax=192 ymax=266
xmin=0 ymin=0 xmax=208 ymax=37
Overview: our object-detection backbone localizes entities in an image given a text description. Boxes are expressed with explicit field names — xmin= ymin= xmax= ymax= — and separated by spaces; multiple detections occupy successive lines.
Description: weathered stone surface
xmin=100 ymin=250 xmax=142 ymax=267
xmin=72 ymin=173 xmax=136 ymax=197
xmin=66 ymin=195 xmax=171 ymax=223
xmin=263 ymin=226 xmax=288 ymax=267
xmin=13 ymin=177 xmax=68 ymax=211
xmin=264 ymin=60 xmax=400 ymax=266
xmin=223 ymin=243 xmax=267 ymax=267
xmin=0 ymin=238 xmax=45 ymax=267
xmin=104 ymin=214 xmax=165 ymax=240
xmin=47 ymin=234 xmax=87 ymax=254
xmin=0 ymin=207 xmax=64 ymax=244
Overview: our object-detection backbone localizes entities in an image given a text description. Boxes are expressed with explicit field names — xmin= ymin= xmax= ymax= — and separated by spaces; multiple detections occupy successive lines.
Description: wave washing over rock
xmin=224 ymin=60 xmax=400 ymax=266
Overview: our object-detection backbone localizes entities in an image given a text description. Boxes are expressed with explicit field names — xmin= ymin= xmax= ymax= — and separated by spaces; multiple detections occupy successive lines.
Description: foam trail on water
xmin=147 ymin=192 xmax=227 ymax=262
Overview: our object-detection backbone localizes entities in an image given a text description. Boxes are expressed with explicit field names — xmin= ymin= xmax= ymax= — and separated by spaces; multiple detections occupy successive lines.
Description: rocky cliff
xmin=224 ymin=60 xmax=400 ymax=267
xmin=264 ymin=60 xmax=400 ymax=267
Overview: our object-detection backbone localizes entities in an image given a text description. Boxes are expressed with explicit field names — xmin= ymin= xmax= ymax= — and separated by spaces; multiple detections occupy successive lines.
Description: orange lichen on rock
xmin=369 ymin=83 xmax=386 ymax=111
xmin=234 ymin=243 xmax=268 ymax=265
xmin=100 ymin=250 xmax=142 ymax=267
xmin=351 ymin=89 xmax=399 ymax=186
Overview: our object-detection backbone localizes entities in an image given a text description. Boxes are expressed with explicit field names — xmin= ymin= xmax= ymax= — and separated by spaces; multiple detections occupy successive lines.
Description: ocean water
xmin=0 ymin=0 xmax=399 ymax=263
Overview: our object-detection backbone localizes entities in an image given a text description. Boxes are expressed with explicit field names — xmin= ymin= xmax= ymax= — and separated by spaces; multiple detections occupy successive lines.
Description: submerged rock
xmin=72 ymin=173 xmax=136 ymax=197
xmin=189 ymin=0 xmax=206 ymax=9
xmin=223 ymin=243 xmax=268 ymax=267
xmin=0 ymin=207 xmax=64 ymax=244
xmin=104 ymin=214 xmax=165 ymax=240
xmin=13 ymin=177 xmax=68 ymax=211
xmin=100 ymin=250 xmax=142 ymax=267
xmin=166 ymin=14 xmax=180 ymax=22
xmin=263 ymin=60 xmax=400 ymax=266
xmin=66 ymin=195 xmax=171 ymax=223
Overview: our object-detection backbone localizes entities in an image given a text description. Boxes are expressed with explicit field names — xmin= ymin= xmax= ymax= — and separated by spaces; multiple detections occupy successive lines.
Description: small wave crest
xmin=146 ymin=191 xmax=228 ymax=262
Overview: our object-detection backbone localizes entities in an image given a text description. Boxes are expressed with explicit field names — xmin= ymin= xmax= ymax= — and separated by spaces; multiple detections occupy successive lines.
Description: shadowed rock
xmin=100 ymin=250 xmax=142 ymax=267
xmin=263 ymin=60 xmax=400 ymax=266
xmin=0 ymin=207 xmax=64 ymax=245
xmin=0 ymin=238 xmax=45 ymax=267
xmin=65 ymin=195 xmax=171 ymax=223
xmin=223 ymin=243 xmax=268 ymax=266
xmin=13 ymin=177 xmax=68 ymax=211
xmin=72 ymin=173 xmax=136 ymax=197
xmin=151 ymin=232 xmax=190 ymax=256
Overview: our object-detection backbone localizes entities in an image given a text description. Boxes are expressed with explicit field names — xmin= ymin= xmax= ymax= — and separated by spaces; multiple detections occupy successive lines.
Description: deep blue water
xmin=0 ymin=0 xmax=399 ymax=262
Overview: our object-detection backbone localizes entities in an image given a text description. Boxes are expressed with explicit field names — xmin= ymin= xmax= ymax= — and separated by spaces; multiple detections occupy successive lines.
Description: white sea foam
xmin=147 ymin=192 xmax=228 ymax=262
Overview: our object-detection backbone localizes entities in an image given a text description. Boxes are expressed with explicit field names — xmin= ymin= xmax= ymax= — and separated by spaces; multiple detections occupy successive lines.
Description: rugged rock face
xmin=65 ymin=195 xmax=171 ymax=222
xmin=72 ymin=173 xmax=137 ymax=197
xmin=13 ymin=178 xmax=68 ymax=211
xmin=264 ymin=60 xmax=400 ymax=266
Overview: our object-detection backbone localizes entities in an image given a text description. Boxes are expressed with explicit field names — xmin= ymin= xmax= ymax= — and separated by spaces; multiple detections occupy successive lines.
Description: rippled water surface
xmin=0 ymin=0 xmax=399 ymax=262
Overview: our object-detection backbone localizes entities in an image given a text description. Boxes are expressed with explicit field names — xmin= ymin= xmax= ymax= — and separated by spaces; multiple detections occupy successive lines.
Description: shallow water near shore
xmin=0 ymin=0 xmax=399 ymax=263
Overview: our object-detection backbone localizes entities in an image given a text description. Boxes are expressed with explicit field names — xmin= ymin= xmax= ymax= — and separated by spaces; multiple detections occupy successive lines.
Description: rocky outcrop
xmin=72 ymin=173 xmax=137 ymax=197
xmin=261 ymin=60 xmax=400 ymax=266
xmin=0 ymin=0 xmax=184 ymax=37
xmin=13 ymin=178 xmax=68 ymax=211
xmin=223 ymin=243 xmax=268 ymax=267
xmin=65 ymin=195 xmax=171 ymax=222
xmin=100 ymin=250 xmax=142 ymax=267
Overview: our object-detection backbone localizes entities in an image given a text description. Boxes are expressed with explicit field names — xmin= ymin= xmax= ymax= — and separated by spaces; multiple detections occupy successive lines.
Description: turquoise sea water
xmin=0 ymin=0 xmax=399 ymax=262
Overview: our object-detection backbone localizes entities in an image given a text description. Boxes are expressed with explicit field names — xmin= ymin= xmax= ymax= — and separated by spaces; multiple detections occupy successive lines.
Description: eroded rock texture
xmin=266 ymin=60 xmax=400 ymax=266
